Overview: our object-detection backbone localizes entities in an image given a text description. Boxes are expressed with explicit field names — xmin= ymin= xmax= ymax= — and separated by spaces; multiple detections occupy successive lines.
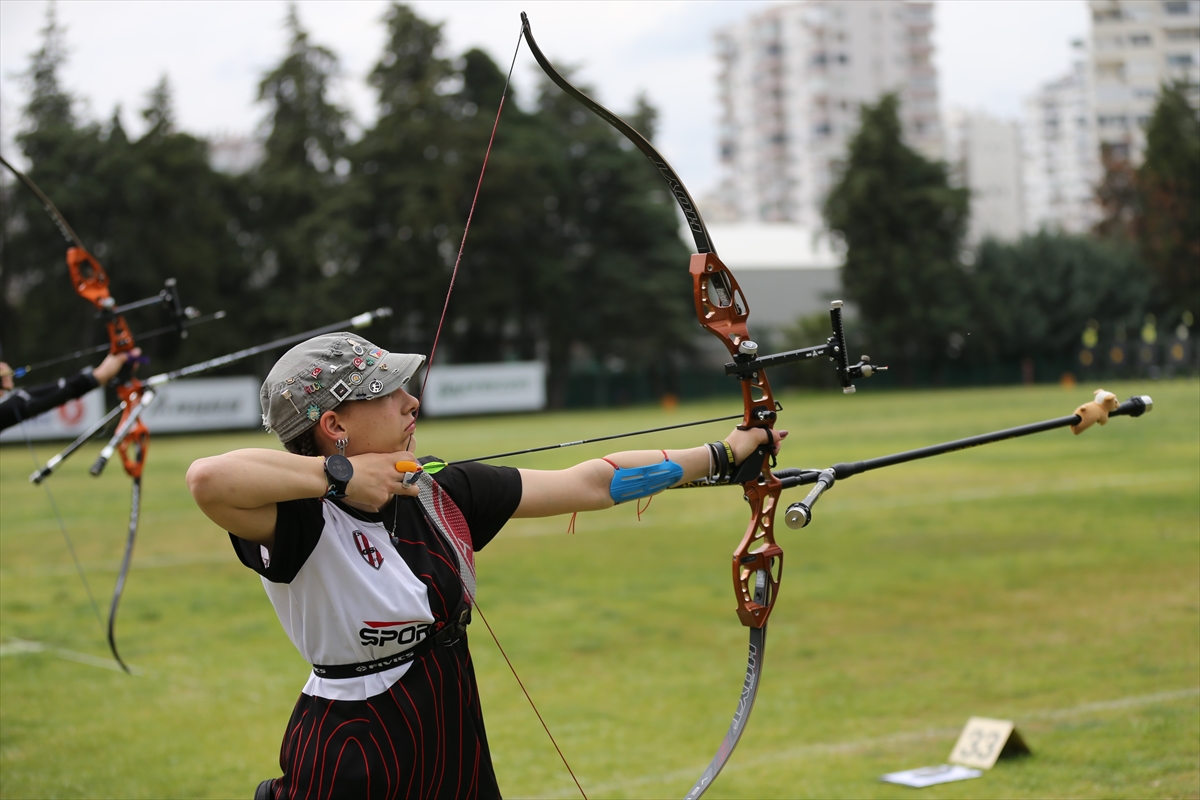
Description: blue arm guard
xmin=609 ymin=460 xmax=685 ymax=504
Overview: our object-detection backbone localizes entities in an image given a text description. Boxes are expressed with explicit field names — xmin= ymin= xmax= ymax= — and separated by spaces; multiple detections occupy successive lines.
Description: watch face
xmin=325 ymin=454 xmax=354 ymax=483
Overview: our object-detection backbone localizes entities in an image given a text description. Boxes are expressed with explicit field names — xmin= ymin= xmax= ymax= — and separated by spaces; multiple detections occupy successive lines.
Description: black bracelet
xmin=705 ymin=442 xmax=719 ymax=483
xmin=710 ymin=441 xmax=730 ymax=483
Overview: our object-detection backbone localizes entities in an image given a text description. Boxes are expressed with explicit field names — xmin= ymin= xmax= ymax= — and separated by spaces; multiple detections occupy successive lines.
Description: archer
xmin=186 ymin=332 xmax=786 ymax=800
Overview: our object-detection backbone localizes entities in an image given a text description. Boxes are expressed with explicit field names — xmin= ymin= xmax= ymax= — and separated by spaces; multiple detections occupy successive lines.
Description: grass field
xmin=1 ymin=379 xmax=1197 ymax=799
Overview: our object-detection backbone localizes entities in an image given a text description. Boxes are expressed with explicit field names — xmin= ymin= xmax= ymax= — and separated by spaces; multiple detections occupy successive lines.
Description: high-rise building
xmin=1089 ymin=0 xmax=1200 ymax=163
xmin=944 ymin=109 xmax=1024 ymax=243
xmin=712 ymin=1 xmax=942 ymax=228
xmin=1021 ymin=41 xmax=1103 ymax=234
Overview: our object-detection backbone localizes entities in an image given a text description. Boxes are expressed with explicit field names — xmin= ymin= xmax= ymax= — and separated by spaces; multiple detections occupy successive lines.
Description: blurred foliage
xmin=1094 ymin=80 xmax=1199 ymax=324
xmin=823 ymin=94 xmax=971 ymax=384
xmin=1 ymin=2 xmax=692 ymax=405
xmin=822 ymin=88 xmax=1188 ymax=385
xmin=966 ymin=232 xmax=1152 ymax=365
xmin=1137 ymin=81 xmax=1200 ymax=320
xmin=1 ymin=7 xmax=244 ymax=373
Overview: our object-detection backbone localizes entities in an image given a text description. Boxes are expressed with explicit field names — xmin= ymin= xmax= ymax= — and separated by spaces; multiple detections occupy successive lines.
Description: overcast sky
xmin=0 ymin=0 xmax=1089 ymax=196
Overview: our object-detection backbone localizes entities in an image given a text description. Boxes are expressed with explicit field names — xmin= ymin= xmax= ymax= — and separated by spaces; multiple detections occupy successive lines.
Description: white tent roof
xmin=700 ymin=223 xmax=843 ymax=271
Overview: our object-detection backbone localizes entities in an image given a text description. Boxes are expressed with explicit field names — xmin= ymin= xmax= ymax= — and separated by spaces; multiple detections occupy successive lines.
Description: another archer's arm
xmin=513 ymin=426 xmax=786 ymax=518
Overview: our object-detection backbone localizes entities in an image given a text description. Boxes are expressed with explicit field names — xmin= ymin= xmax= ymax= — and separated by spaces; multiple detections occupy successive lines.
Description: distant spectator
xmin=0 ymin=350 xmax=138 ymax=431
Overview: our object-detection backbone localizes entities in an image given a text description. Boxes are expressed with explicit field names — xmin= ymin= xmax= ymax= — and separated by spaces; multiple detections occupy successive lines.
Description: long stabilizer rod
xmin=778 ymin=394 xmax=1153 ymax=528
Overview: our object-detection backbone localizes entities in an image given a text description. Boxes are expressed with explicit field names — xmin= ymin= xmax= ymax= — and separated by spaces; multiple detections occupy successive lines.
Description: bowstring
xmin=417 ymin=24 xmax=588 ymax=799
xmin=419 ymin=26 xmax=523 ymax=403
xmin=11 ymin=405 xmax=106 ymax=633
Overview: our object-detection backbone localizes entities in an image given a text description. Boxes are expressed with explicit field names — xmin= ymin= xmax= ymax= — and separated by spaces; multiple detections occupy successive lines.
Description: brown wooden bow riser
xmin=691 ymin=252 xmax=783 ymax=630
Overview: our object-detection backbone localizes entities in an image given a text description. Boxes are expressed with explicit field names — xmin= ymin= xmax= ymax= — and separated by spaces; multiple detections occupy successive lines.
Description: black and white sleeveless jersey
xmin=230 ymin=461 xmax=521 ymax=799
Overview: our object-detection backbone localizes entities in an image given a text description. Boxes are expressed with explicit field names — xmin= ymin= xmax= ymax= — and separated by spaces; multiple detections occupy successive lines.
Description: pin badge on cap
xmin=352 ymin=357 xmax=365 ymax=369
xmin=331 ymin=380 xmax=352 ymax=401
xmin=306 ymin=404 xmax=321 ymax=421
xmin=369 ymin=380 xmax=384 ymax=394
xmin=281 ymin=389 xmax=302 ymax=413
xmin=349 ymin=372 xmax=362 ymax=385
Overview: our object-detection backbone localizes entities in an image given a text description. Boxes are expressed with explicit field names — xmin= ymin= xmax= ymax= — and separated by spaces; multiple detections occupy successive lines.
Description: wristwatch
xmin=323 ymin=455 xmax=353 ymax=499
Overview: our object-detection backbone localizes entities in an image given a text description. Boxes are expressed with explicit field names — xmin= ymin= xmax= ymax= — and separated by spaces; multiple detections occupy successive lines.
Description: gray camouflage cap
xmin=260 ymin=332 xmax=425 ymax=443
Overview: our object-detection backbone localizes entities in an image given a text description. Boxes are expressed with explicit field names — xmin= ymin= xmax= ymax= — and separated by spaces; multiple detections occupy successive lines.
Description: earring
xmin=335 ymin=437 xmax=348 ymax=456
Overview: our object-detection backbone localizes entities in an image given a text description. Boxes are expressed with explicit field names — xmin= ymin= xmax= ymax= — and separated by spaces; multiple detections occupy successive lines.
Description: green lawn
xmin=1 ymin=380 xmax=1197 ymax=799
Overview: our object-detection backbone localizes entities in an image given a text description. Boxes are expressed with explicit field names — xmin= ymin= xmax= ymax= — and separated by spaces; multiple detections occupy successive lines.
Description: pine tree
xmin=240 ymin=4 xmax=357 ymax=336
xmin=823 ymin=94 xmax=971 ymax=379
xmin=3 ymin=4 xmax=108 ymax=364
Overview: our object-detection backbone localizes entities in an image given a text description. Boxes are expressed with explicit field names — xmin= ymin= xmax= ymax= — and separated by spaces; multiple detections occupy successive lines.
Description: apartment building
xmin=712 ymin=1 xmax=942 ymax=228
xmin=1089 ymin=0 xmax=1200 ymax=162
xmin=944 ymin=109 xmax=1024 ymax=243
xmin=1021 ymin=41 xmax=1103 ymax=234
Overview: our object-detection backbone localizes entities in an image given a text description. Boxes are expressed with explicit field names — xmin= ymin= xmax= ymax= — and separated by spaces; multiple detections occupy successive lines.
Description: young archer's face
xmin=336 ymin=386 xmax=420 ymax=455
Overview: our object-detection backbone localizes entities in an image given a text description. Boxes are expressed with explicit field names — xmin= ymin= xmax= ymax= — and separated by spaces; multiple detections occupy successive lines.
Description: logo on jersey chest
xmin=353 ymin=530 xmax=384 ymax=570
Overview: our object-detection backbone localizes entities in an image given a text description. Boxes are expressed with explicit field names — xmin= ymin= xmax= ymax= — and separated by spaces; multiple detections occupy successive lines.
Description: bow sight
xmin=724 ymin=299 xmax=887 ymax=394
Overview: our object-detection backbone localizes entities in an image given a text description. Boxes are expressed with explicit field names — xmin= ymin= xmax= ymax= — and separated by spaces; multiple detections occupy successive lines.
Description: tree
xmin=1137 ymin=81 xmax=1200 ymax=320
xmin=1093 ymin=143 xmax=1140 ymax=241
xmin=2 ymin=8 xmax=241 ymax=374
xmin=3 ymin=5 xmax=109 ymax=365
xmin=237 ymin=3 xmax=357 ymax=340
xmin=351 ymin=3 xmax=692 ymax=405
xmin=823 ymin=94 xmax=971 ymax=380
xmin=349 ymin=3 xmax=475 ymax=358
xmin=967 ymin=232 xmax=1152 ymax=365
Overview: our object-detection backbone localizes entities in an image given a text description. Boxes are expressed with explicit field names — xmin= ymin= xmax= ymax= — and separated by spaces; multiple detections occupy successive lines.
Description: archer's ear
xmin=315 ymin=409 xmax=348 ymax=446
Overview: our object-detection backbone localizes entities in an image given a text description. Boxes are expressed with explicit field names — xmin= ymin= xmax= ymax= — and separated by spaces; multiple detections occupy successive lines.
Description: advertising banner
xmin=142 ymin=376 xmax=262 ymax=432
xmin=421 ymin=362 xmax=546 ymax=417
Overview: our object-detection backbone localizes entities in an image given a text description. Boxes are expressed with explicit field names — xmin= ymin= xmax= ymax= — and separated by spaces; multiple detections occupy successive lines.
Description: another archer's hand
xmin=92 ymin=348 xmax=141 ymax=386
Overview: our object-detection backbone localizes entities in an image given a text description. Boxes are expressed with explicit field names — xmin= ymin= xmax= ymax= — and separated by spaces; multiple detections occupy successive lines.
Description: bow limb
xmin=106 ymin=477 xmax=142 ymax=675
xmin=521 ymin=15 xmax=783 ymax=797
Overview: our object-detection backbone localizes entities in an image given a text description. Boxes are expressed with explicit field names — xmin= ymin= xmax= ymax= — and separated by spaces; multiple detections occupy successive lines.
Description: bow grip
xmin=729 ymin=428 xmax=776 ymax=485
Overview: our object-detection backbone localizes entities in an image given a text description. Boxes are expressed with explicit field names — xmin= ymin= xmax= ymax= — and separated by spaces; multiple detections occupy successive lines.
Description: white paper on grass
xmin=880 ymin=764 xmax=983 ymax=788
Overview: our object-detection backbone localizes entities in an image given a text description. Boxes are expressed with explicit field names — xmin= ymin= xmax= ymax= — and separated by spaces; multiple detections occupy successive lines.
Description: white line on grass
xmin=0 ymin=638 xmax=144 ymax=675
xmin=538 ymin=686 xmax=1200 ymax=799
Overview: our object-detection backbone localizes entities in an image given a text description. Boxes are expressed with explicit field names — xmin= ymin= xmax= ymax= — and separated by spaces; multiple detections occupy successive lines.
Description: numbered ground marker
xmin=948 ymin=717 xmax=1031 ymax=769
